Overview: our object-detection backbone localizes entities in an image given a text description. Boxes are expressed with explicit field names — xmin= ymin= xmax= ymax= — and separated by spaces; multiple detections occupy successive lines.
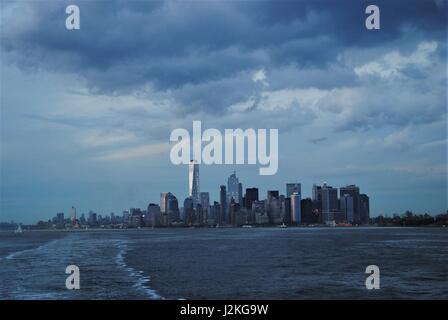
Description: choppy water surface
xmin=0 ymin=227 xmax=446 ymax=299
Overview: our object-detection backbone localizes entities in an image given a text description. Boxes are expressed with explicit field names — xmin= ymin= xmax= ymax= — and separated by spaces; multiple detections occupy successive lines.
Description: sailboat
xmin=14 ymin=224 xmax=23 ymax=233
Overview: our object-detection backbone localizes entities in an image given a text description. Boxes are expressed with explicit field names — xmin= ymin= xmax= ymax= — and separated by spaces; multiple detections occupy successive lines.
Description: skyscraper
xmin=238 ymin=182 xmax=243 ymax=205
xmin=71 ymin=206 xmax=77 ymax=222
xmin=122 ymin=210 xmax=129 ymax=223
xmin=286 ymin=183 xmax=301 ymax=198
xmin=219 ymin=185 xmax=227 ymax=224
xmin=340 ymin=185 xmax=360 ymax=222
xmin=267 ymin=190 xmax=279 ymax=200
xmin=183 ymin=196 xmax=195 ymax=225
xmin=209 ymin=201 xmax=220 ymax=225
xmin=189 ymin=160 xmax=200 ymax=206
xmin=360 ymin=194 xmax=370 ymax=224
xmin=88 ymin=210 xmax=97 ymax=225
xmin=340 ymin=194 xmax=354 ymax=223
xmin=129 ymin=208 xmax=143 ymax=227
xmin=312 ymin=184 xmax=322 ymax=202
xmin=166 ymin=194 xmax=180 ymax=222
xmin=245 ymin=188 xmax=259 ymax=210
xmin=301 ymin=198 xmax=315 ymax=224
xmin=200 ymin=192 xmax=210 ymax=222
xmin=55 ymin=212 xmax=65 ymax=224
xmin=160 ymin=192 xmax=179 ymax=223
xmin=147 ymin=203 xmax=161 ymax=227
xmin=253 ymin=200 xmax=268 ymax=224
xmin=229 ymin=197 xmax=240 ymax=225
xmin=266 ymin=190 xmax=281 ymax=224
xmin=290 ymin=192 xmax=301 ymax=224
xmin=199 ymin=192 xmax=210 ymax=210
xmin=160 ymin=192 xmax=169 ymax=213
xmin=321 ymin=183 xmax=338 ymax=223
xmin=227 ymin=172 xmax=240 ymax=204
xmin=284 ymin=197 xmax=291 ymax=223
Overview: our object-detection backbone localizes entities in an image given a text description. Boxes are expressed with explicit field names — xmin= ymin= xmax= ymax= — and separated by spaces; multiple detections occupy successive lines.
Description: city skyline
xmin=1 ymin=1 xmax=446 ymax=223
xmin=1 ymin=160 xmax=446 ymax=224
xmin=0 ymin=160 xmax=390 ymax=226
xmin=3 ymin=158 xmax=448 ymax=229
xmin=25 ymin=165 xmax=373 ymax=227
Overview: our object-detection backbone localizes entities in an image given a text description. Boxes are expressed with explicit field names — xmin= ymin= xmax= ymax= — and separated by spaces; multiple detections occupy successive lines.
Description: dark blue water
xmin=0 ymin=227 xmax=447 ymax=299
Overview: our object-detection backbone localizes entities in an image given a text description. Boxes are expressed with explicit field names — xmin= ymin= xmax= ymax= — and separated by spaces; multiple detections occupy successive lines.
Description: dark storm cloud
xmin=1 ymin=1 xmax=447 ymax=222
xmin=2 ymin=0 xmax=445 ymax=90
xmin=1 ymin=0 xmax=446 ymax=120
xmin=237 ymin=0 xmax=446 ymax=43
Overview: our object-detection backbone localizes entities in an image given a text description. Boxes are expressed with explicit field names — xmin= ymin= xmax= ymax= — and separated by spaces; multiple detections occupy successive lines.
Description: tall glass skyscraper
xmin=160 ymin=192 xmax=171 ymax=213
xmin=340 ymin=185 xmax=360 ymax=222
xmin=160 ymin=192 xmax=179 ymax=223
xmin=188 ymin=160 xmax=200 ymax=205
xmin=290 ymin=192 xmax=301 ymax=224
xmin=312 ymin=184 xmax=322 ymax=202
xmin=71 ymin=206 xmax=77 ymax=222
xmin=359 ymin=194 xmax=370 ymax=224
xmin=340 ymin=194 xmax=354 ymax=223
xmin=227 ymin=172 xmax=240 ymax=204
xmin=219 ymin=185 xmax=227 ymax=224
xmin=286 ymin=183 xmax=301 ymax=198
xmin=321 ymin=183 xmax=338 ymax=222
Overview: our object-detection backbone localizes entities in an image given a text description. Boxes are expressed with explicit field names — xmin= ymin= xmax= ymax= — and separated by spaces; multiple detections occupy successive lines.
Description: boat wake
xmin=114 ymin=241 xmax=164 ymax=300
xmin=2 ymin=240 xmax=58 ymax=261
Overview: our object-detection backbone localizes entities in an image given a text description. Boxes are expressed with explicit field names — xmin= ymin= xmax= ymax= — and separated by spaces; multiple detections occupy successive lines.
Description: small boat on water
xmin=278 ymin=223 xmax=287 ymax=228
xmin=326 ymin=220 xmax=336 ymax=228
xmin=14 ymin=224 xmax=23 ymax=233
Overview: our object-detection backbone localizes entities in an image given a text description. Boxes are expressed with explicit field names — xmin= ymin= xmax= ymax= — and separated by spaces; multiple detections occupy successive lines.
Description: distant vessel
xmin=14 ymin=224 xmax=23 ymax=233
xmin=278 ymin=223 xmax=287 ymax=228
xmin=242 ymin=224 xmax=253 ymax=228
xmin=326 ymin=221 xmax=336 ymax=228
xmin=336 ymin=222 xmax=352 ymax=227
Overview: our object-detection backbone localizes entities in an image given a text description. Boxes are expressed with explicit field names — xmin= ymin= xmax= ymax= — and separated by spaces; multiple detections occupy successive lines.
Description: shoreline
xmin=1 ymin=224 xmax=446 ymax=233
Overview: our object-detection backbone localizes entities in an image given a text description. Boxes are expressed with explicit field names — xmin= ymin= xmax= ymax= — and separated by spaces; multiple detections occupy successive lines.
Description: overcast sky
xmin=1 ymin=0 xmax=446 ymax=223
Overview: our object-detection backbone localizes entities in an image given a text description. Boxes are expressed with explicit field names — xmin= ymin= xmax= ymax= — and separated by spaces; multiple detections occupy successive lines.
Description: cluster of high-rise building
xmin=49 ymin=161 xmax=370 ymax=228
xmin=137 ymin=161 xmax=370 ymax=227
xmin=312 ymin=183 xmax=370 ymax=225
xmin=50 ymin=208 xmax=127 ymax=228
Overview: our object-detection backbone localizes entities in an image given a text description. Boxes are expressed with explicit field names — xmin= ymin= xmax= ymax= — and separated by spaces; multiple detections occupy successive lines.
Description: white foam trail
xmin=114 ymin=241 xmax=164 ymax=300
xmin=3 ymin=243 xmax=47 ymax=260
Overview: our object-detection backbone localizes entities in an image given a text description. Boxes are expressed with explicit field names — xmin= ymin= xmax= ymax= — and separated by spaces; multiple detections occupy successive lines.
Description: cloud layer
xmin=0 ymin=0 xmax=446 ymax=222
